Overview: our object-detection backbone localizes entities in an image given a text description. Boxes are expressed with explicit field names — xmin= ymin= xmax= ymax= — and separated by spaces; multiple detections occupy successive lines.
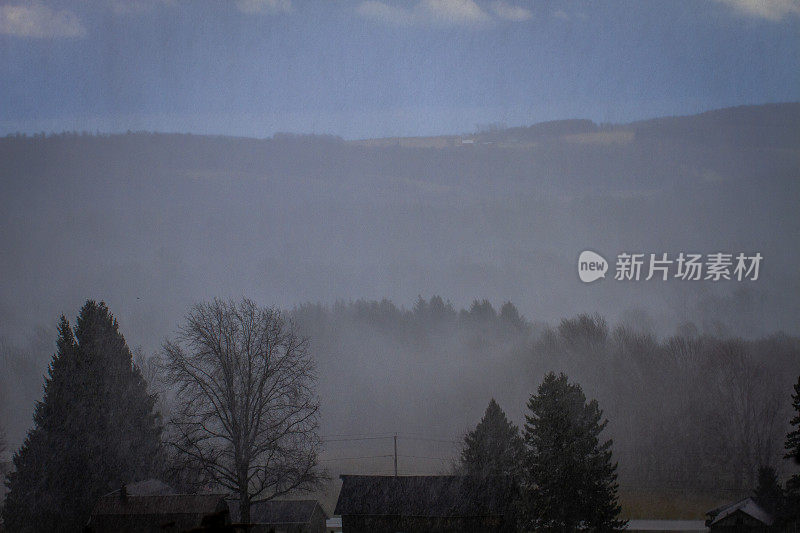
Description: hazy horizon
xmin=5 ymin=100 xmax=799 ymax=141
xmin=3 ymin=1 xmax=799 ymax=139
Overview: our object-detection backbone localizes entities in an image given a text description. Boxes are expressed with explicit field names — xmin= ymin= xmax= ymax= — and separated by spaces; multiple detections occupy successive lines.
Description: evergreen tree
xmin=753 ymin=465 xmax=782 ymax=518
xmin=459 ymin=398 xmax=523 ymax=480
xmin=2 ymin=301 xmax=163 ymax=532
xmin=458 ymin=399 xmax=523 ymax=531
xmin=521 ymin=372 xmax=625 ymax=532
xmin=499 ymin=302 xmax=525 ymax=330
xmin=784 ymin=375 xmax=800 ymax=521
xmin=786 ymin=375 xmax=800 ymax=464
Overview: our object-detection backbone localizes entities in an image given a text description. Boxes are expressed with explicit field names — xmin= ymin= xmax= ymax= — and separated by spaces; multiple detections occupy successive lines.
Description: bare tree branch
xmin=160 ymin=298 xmax=327 ymax=524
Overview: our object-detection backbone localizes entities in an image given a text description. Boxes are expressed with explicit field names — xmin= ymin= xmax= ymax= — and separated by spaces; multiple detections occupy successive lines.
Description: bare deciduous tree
xmin=706 ymin=340 xmax=784 ymax=490
xmin=161 ymin=298 xmax=325 ymax=524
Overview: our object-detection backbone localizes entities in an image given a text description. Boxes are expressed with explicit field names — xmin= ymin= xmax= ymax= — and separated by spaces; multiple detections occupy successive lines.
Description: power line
xmin=396 ymin=435 xmax=460 ymax=445
xmin=322 ymin=435 xmax=395 ymax=443
xmin=322 ymin=434 xmax=459 ymax=443
xmin=319 ymin=454 xmax=393 ymax=462
xmin=320 ymin=432 xmax=396 ymax=439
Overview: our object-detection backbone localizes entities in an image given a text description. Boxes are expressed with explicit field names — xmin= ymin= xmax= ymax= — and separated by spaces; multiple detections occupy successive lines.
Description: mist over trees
xmin=1 ymin=105 xmax=799 ymax=369
xmin=289 ymin=297 xmax=800 ymax=498
xmin=1 ymin=105 xmax=798 ymax=482
xmin=0 ymin=294 xmax=796 ymax=529
xmin=0 ymin=104 xmax=797 ymax=526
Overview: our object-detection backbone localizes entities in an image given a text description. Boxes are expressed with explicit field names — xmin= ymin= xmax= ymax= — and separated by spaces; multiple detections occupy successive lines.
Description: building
xmin=705 ymin=497 xmax=774 ymax=532
xmin=237 ymin=499 xmax=328 ymax=533
xmin=325 ymin=516 xmax=342 ymax=532
xmin=626 ymin=520 xmax=708 ymax=532
xmin=334 ymin=475 xmax=515 ymax=532
xmin=87 ymin=480 xmax=230 ymax=533
xmin=0 ymin=459 xmax=11 ymax=532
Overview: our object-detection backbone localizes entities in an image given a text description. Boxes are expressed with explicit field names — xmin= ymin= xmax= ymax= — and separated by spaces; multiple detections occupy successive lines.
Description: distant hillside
xmin=630 ymin=103 xmax=800 ymax=148
xmin=476 ymin=118 xmax=599 ymax=143
xmin=1 ymin=101 xmax=799 ymax=476
xmin=0 ymin=104 xmax=797 ymax=341
xmin=345 ymin=103 xmax=800 ymax=149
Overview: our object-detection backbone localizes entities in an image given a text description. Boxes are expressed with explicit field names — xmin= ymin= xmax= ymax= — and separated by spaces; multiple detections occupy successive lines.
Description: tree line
xmin=455 ymin=376 xmax=625 ymax=530
xmin=1 ymin=296 xmax=799 ymax=531
xmin=2 ymin=299 xmax=326 ymax=531
xmin=290 ymin=298 xmax=798 ymax=494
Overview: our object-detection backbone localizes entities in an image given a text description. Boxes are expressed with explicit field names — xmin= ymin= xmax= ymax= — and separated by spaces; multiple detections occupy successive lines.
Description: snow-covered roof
xmin=707 ymin=497 xmax=773 ymax=526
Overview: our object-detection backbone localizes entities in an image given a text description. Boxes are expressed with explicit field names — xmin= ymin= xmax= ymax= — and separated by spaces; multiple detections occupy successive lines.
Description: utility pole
xmin=394 ymin=434 xmax=398 ymax=477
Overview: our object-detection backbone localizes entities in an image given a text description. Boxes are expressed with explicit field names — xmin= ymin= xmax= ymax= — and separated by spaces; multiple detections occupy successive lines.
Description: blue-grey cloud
xmin=490 ymin=1 xmax=532 ymax=21
xmin=108 ymin=0 xmax=176 ymax=16
xmin=235 ymin=0 xmax=293 ymax=15
xmin=0 ymin=3 xmax=86 ymax=38
xmin=714 ymin=0 xmax=800 ymax=21
xmin=357 ymin=0 xmax=497 ymax=27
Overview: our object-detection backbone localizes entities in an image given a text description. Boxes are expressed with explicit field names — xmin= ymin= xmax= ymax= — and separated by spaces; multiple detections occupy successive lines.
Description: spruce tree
xmin=460 ymin=398 xmax=523 ymax=480
xmin=2 ymin=301 xmax=163 ymax=532
xmin=753 ymin=465 xmax=782 ymax=518
xmin=521 ymin=372 xmax=625 ymax=532
xmin=786 ymin=375 xmax=800 ymax=464
xmin=784 ymin=375 xmax=800 ymax=521
xmin=458 ymin=399 xmax=523 ymax=530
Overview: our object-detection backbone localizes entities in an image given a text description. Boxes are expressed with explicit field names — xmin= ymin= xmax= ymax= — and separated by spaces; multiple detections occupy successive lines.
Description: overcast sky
xmin=1 ymin=0 xmax=799 ymax=139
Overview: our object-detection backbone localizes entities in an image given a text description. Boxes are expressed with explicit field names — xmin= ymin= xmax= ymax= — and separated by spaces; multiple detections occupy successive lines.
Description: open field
xmin=620 ymin=490 xmax=738 ymax=520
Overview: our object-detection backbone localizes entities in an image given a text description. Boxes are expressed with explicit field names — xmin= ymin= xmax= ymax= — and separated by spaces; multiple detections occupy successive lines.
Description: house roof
xmin=334 ymin=475 xmax=513 ymax=517
xmin=244 ymin=499 xmax=327 ymax=524
xmin=706 ymin=497 xmax=773 ymax=526
xmin=91 ymin=493 xmax=228 ymax=517
xmin=627 ymin=520 xmax=706 ymax=531
xmin=103 ymin=479 xmax=175 ymax=497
